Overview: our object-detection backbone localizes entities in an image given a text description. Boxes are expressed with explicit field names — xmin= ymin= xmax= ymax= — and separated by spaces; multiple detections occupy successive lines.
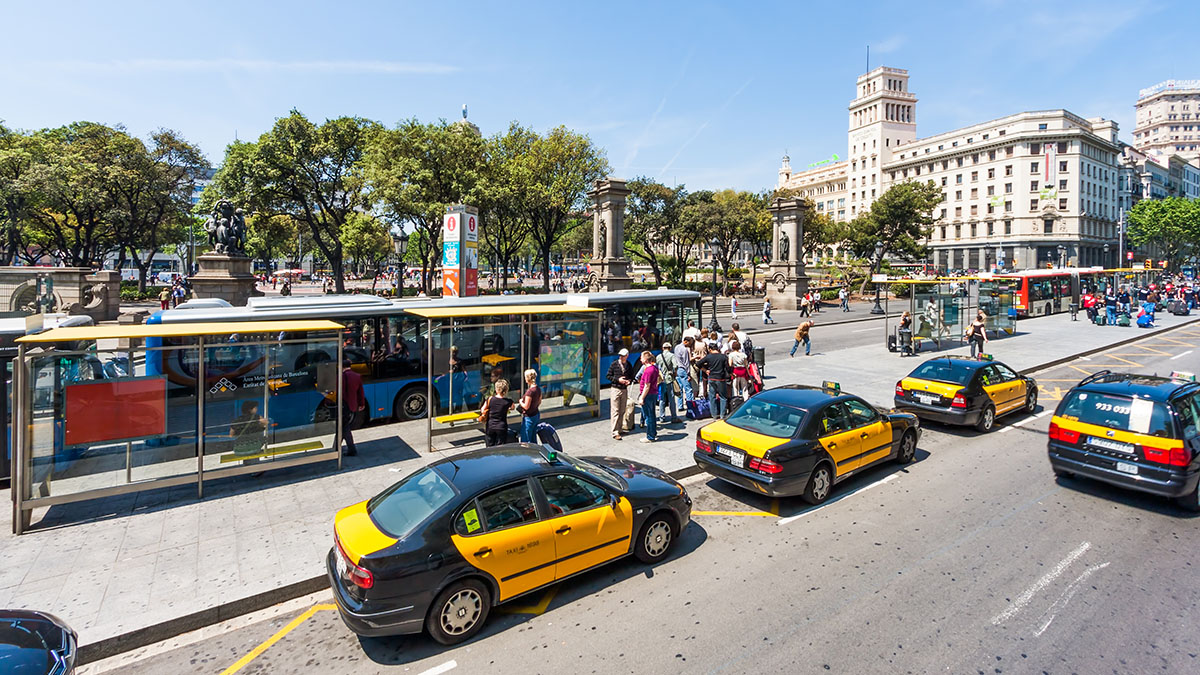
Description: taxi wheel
xmin=1025 ymin=388 xmax=1038 ymax=414
xmin=634 ymin=513 xmax=676 ymax=563
xmin=975 ymin=405 xmax=996 ymax=433
xmin=896 ymin=431 xmax=916 ymax=464
xmin=427 ymin=578 xmax=491 ymax=645
xmin=802 ymin=464 xmax=833 ymax=505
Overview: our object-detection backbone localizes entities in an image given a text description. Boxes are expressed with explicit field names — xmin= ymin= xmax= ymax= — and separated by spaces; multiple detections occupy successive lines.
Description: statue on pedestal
xmin=205 ymin=199 xmax=248 ymax=255
xmin=778 ymin=231 xmax=789 ymax=263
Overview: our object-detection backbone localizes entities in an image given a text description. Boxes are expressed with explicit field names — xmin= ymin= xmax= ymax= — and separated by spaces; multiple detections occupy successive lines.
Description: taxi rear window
xmin=1059 ymin=391 xmax=1175 ymax=438
xmin=367 ymin=467 xmax=456 ymax=538
xmin=726 ymin=399 xmax=806 ymax=438
xmin=909 ymin=361 xmax=976 ymax=385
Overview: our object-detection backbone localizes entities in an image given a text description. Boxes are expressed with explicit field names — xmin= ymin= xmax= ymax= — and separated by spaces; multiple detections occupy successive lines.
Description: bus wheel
xmin=395 ymin=386 xmax=432 ymax=421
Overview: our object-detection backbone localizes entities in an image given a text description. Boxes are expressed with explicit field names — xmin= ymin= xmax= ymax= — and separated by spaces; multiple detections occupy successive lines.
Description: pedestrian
xmin=341 ymin=359 xmax=366 ymax=456
xmin=730 ymin=296 xmax=739 ymax=320
xmin=799 ymin=293 xmax=810 ymax=317
xmin=637 ymin=351 xmax=660 ymax=443
xmin=674 ymin=336 xmax=694 ymax=403
xmin=607 ymin=348 xmax=636 ymax=440
xmin=683 ymin=320 xmax=701 ymax=341
xmin=479 ymin=379 xmax=514 ymax=447
xmin=158 ymin=286 xmax=170 ymax=311
xmin=790 ymin=320 xmax=814 ymax=357
xmin=898 ymin=310 xmax=913 ymax=356
xmin=1104 ymin=286 xmax=1117 ymax=325
xmin=656 ymin=342 xmax=680 ymax=424
xmin=966 ymin=313 xmax=988 ymax=359
xmin=172 ymin=282 xmax=186 ymax=307
xmin=840 ymin=285 xmax=850 ymax=311
xmin=762 ymin=298 xmax=775 ymax=324
xmin=700 ymin=342 xmax=731 ymax=419
xmin=691 ymin=332 xmax=708 ymax=399
xmin=518 ymin=369 xmax=541 ymax=443
xmin=728 ymin=340 xmax=749 ymax=399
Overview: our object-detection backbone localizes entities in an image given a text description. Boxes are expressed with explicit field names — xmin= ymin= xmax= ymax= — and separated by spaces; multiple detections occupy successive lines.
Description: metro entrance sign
xmin=442 ymin=204 xmax=479 ymax=297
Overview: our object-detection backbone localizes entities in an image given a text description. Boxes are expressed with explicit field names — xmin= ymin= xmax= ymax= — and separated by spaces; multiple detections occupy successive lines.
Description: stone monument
xmin=765 ymin=197 xmax=810 ymax=310
xmin=586 ymin=178 xmax=633 ymax=292
xmin=189 ymin=199 xmax=262 ymax=306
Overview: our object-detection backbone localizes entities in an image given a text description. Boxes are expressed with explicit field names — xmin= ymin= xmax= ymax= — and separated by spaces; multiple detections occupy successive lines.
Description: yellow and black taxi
xmin=693 ymin=385 xmax=921 ymax=504
xmin=893 ymin=356 xmax=1038 ymax=432
xmin=1048 ymin=371 xmax=1200 ymax=510
xmin=328 ymin=445 xmax=691 ymax=645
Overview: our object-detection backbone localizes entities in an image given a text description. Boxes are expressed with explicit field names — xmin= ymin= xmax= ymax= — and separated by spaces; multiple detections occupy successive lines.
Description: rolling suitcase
xmin=687 ymin=398 xmax=711 ymax=420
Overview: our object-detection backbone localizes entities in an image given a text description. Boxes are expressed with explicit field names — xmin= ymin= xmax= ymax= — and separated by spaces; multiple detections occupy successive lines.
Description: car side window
xmin=843 ymin=398 xmax=878 ymax=428
xmin=977 ymin=365 xmax=1000 ymax=387
xmin=537 ymin=474 xmax=608 ymax=515
xmin=474 ymin=481 xmax=540 ymax=532
xmin=1173 ymin=393 xmax=1200 ymax=441
xmin=994 ymin=364 xmax=1018 ymax=381
xmin=818 ymin=403 xmax=851 ymax=436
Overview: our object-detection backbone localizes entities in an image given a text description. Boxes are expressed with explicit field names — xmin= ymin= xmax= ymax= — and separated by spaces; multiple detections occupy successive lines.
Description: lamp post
xmin=1057 ymin=244 xmax=1067 ymax=269
xmin=709 ymin=237 xmax=722 ymax=331
xmin=870 ymin=240 xmax=885 ymax=315
xmin=392 ymin=231 xmax=409 ymax=297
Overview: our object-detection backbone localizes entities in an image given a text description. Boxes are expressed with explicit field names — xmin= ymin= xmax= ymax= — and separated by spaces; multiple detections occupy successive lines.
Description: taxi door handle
xmin=556 ymin=526 xmax=572 ymax=535
xmin=473 ymin=547 xmax=492 ymax=557
xmin=827 ymin=442 xmax=837 ymax=449
xmin=859 ymin=432 xmax=869 ymax=438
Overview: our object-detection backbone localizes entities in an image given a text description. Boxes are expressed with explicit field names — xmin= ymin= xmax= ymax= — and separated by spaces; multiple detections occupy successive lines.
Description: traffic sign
xmin=1126 ymin=251 xmax=1134 ymax=260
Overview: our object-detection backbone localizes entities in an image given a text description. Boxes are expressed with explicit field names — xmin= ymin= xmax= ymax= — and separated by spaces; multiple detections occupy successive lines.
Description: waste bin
xmin=753 ymin=346 xmax=765 ymax=375
xmin=1069 ymin=302 xmax=1079 ymax=321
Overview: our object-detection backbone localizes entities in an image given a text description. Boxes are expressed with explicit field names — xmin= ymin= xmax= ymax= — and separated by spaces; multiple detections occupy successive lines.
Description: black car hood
xmin=581 ymin=456 xmax=682 ymax=500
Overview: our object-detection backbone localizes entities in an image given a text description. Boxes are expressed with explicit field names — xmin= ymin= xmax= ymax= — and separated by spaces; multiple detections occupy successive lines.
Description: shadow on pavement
xmin=1053 ymin=474 xmax=1200 ymax=519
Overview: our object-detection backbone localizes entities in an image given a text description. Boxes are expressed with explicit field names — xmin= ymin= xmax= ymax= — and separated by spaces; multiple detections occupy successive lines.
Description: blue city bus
xmin=146 ymin=289 xmax=702 ymax=423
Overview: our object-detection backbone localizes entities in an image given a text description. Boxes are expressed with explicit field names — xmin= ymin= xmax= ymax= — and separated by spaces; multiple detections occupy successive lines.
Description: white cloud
xmin=871 ymin=34 xmax=906 ymax=55
xmin=28 ymin=59 xmax=459 ymax=75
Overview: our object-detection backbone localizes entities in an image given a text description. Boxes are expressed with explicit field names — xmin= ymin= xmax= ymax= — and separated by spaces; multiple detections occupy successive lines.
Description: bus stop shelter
xmin=409 ymin=304 xmax=603 ymax=451
xmin=898 ymin=278 xmax=1014 ymax=353
xmin=10 ymin=319 xmax=344 ymax=534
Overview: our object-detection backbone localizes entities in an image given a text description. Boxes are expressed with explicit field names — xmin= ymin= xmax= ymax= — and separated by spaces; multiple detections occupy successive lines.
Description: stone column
xmin=587 ymin=178 xmax=632 ymax=291
xmin=765 ymin=197 xmax=810 ymax=310
xmin=189 ymin=253 xmax=263 ymax=307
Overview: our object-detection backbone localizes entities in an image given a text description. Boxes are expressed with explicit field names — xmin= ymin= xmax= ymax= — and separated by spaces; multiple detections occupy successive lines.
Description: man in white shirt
xmin=682 ymin=320 xmax=701 ymax=341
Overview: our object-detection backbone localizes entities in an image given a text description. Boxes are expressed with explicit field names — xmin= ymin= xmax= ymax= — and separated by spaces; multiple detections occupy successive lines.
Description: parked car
xmin=0 ymin=609 xmax=77 ymax=675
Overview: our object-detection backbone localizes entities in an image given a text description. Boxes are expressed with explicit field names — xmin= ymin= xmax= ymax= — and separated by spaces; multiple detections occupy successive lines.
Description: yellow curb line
xmin=220 ymin=604 xmax=337 ymax=675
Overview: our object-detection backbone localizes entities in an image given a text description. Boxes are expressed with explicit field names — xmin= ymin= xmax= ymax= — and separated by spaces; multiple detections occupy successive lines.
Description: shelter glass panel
xmin=527 ymin=316 xmax=599 ymax=414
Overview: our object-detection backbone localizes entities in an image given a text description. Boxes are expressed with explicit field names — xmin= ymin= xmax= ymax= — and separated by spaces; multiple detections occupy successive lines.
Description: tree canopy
xmin=1126 ymin=197 xmax=1200 ymax=270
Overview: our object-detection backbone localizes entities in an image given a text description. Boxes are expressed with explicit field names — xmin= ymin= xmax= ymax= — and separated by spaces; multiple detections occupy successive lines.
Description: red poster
xmin=464 ymin=268 xmax=478 ymax=296
xmin=443 ymin=269 xmax=460 ymax=297
xmin=64 ymin=377 xmax=167 ymax=446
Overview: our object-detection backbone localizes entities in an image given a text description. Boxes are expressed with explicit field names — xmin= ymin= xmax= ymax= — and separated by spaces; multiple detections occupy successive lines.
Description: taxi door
xmin=816 ymin=403 xmax=862 ymax=477
xmin=978 ymin=365 xmax=1013 ymax=414
xmin=451 ymin=480 xmax=557 ymax=602
xmin=843 ymin=397 xmax=893 ymax=467
xmin=992 ymin=363 xmax=1026 ymax=414
xmin=536 ymin=474 xmax=634 ymax=580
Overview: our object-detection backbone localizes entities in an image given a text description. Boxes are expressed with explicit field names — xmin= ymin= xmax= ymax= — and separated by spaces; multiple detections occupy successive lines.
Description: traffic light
xmin=1143 ymin=259 xmax=1152 ymax=270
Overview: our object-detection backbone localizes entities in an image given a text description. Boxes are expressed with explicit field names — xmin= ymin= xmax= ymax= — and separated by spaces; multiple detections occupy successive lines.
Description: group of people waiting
xmin=606 ymin=321 xmax=761 ymax=442
xmin=478 ymin=369 xmax=543 ymax=447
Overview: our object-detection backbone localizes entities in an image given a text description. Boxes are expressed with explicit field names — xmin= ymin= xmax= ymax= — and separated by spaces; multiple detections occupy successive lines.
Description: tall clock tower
xmin=846 ymin=67 xmax=918 ymax=216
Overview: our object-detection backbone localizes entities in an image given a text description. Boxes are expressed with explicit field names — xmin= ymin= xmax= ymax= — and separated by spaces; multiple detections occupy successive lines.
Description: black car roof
xmin=914 ymin=356 xmax=992 ymax=372
xmin=430 ymin=445 xmax=554 ymax=493
xmin=1074 ymin=371 xmax=1200 ymax=401
xmin=755 ymin=385 xmax=856 ymax=408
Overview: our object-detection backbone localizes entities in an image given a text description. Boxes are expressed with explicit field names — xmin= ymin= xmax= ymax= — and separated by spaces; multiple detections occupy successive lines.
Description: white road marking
xmin=991 ymin=541 xmax=1091 ymax=625
xmin=419 ymin=661 xmax=458 ymax=675
xmin=777 ymin=473 xmax=899 ymax=525
xmin=770 ymin=338 xmax=793 ymax=344
xmin=852 ymin=327 xmax=878 ymax=333
xmin=1033 ymin=562 xmax=1111 ymax=637
xmin=998 ymin=410 xmax=1051 ymax=433
xmin=1077 ymin=355 xmax=1091 ymax=361
xmin=1170 ymin=350 xmax=1193 ymax=360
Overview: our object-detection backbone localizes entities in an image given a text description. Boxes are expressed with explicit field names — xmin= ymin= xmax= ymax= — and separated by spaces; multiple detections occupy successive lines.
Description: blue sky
xmin=2 ymin=0 xmax=1196 ymax=192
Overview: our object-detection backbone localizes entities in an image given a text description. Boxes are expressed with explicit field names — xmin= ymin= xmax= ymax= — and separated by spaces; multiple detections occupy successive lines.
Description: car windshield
xmin=909 ymin=361 xmax=977 ymax=385
xmin=0 ymin=619 xmax=57 ymax=673
xmin=366 ymin=467 xmax=457 ymax=538
xmin=725 ymin=398 xmax=807 ymax=438
xmin=558 ymin=453 xmax=625 ymax=491
xmin=1059 ymin=391 xmax=1175 ymax=437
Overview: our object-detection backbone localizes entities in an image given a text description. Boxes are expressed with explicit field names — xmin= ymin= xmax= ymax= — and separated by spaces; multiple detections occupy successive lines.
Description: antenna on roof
xmin=866 ymin=45 xmax=870 ymax=72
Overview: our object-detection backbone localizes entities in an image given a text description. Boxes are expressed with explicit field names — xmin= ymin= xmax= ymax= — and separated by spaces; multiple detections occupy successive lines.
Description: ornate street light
xmin=871 ymin=240 xmax=885 ymax=315
xmin=709 ymin=237 xmax=722 ymax=331
xmin=1057 ymin=244 xmax=1067 ymax=269
xmin=393 ymin=231 xmax=409 ymax=297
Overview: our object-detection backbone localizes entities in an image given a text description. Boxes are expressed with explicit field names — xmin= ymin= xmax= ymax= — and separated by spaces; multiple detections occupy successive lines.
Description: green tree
xmin=801 ymin=208 xmax=849 ymax=266
xmin=477 ymin=123 xmax=535 ymax=290
xmin=367 ymin=118 xmax=485 ymax=295
xmin=846 ymin=180 xmax=942 ymax=292
xmin=339 ymin=211 xmax=391 ymax=277
xmin=681 ymin=189 xmax=759 ymax=294
xmin=203 ymin=111 xmax=379 ymax=293
xmin=520 ymin=126 xmax=609 ymax=291
xmin=624 ymin=177 xmax=686 ymax=286
xmin=744 ymin=191 xmax=773 ymax=293
xmin=1126 ymin=197 xmax=1200 ymax=270
xmin=0 ymin=124 xmax=50 ymax=265
xmin=243 ymin=213 xmax=298 ymax=273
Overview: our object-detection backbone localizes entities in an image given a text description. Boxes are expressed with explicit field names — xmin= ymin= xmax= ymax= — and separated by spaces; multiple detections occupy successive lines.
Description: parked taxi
xmin=893 ymin=356 xmax=1038 ymax=432
xmin=1048 ymin=371 xmax=1200 ymax=510
xmin=694 ymin=385 xmax=920 ymax=504
xmin=328 ymin=445 xmax=691 ymax=645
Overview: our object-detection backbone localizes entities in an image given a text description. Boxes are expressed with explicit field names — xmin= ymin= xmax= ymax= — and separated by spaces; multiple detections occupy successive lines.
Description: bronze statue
xmin=778 ymin=231 xmax=789 ymax=262
xmin=205 ymin=199 xmax=247 ymax=255
xmin=598 ymin=219 xmax=607 ymax=258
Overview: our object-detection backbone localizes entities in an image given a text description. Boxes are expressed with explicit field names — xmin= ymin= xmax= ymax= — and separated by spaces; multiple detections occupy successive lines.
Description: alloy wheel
xmin=440 ymin=588 xmax=482 ymax=636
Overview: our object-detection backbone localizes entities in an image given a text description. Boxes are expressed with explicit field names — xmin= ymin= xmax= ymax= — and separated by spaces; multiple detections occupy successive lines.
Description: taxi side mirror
xmin=609 ymin=493 xmax=619 ymax=509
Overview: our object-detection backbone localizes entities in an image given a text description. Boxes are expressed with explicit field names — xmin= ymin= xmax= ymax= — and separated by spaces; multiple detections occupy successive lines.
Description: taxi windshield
xmin=1060 ymin=391 xmax=1175 ymax=437
xmin=909 ymin=361 xmax=977 ymax=385
xmin=725 ymin=398 xmax=807 ymax=438
xmin=367 ymin=467 xmax=457 ymax=538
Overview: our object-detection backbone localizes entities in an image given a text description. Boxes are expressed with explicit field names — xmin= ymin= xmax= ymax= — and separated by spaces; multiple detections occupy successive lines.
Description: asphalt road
xmin=83 ymin=329 xmax=1200 ymax=675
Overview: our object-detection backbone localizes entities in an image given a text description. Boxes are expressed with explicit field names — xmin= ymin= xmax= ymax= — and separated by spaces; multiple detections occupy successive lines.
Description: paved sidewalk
xmin=3 ymin=309 xmax=1195 ymax=660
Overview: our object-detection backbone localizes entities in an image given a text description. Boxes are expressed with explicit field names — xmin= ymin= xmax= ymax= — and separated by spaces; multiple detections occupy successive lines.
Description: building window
xmin=1059 ymin=161 xmax=1068 ymax=172
xmin=1004 ymin=201 xmax=1012 ymax=212
xmin=1005 ymin=182 xmax=1013 ymax=193
xmin=1030 ymin=162 xmax=1039 ymax=173
xmin=940 ymin=209 xmax=947 ymax=218
xmin=1031 ymin=180 xmax=1039 ymax=191
xmin=970 ymin=205 xmax=978 ymax=216
xmin=956 ymin=190 xmax=963 ymax=200
xmin=1058 ymin=179 xmax=1067 ymax=190
xmin=989 ymin=150 xmax=996 ymax=160
xmin=955 ymin=207 xmax=962 ymax=217
xmin=1031 ymin=142 xmax=1041 ymax=154
xmin=1043 ymin=218 xmax=1054 ymax=233
xmin=940 ymin=226 xmax=947 ymax=239
xmin=1057 ymin=141 xmax=1068 ymax=153
xmin=1031 ymin=198 xmax=1039 ymax=211
xmin=1004 ymin=220 xmax=1012 ymax=234
xmin=1058 ymin=197 xmax=1067 ymax=210
xmin=970 ymin=223 xmax=978 ymax=236
xmin=971 ymin=188 xmax=978 ymax=199
xmin=987 ymin=204 xmax=995 ymax=214
xmin=1005 ymin=165 xmax=1013 ymax=176
xmin=987 ymin=185 xmax=995 ymax=196
xmin=957 ymin=174 xmax=963 ymax=184
xmin=955 ymin=224 xmax=962 ymax=238
xmin=999 ymin=130 xmax=1006 ymax=136
xmin=941 ymin=176 xmax=948 ymax=187
xmin=957 ymin=157 xmax=964 ymax=167
xmin=971 ymin=171 xmax=978 ymax=182
xmin=1038 ymin=123 xmax=1048 ymax=130
xmin=987 ymin=222 xmax=994 ymax=236
xmin=988 ymin=168 xmax=995 ymax=179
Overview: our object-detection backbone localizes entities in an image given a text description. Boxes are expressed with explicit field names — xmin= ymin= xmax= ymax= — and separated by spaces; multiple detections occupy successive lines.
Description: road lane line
xmin=851 ymin=327 xmax=878 ymax=333
xmin=1170 ymin=349 xmax=1193 ymax=360
xmin=1033 ymin=562 xmax=1110 ymax=637
xmin=777 ymin=473 xmax=899 ymax=525
xmin=999 ymin=410 xmax=1051 ymax=433
xmin=770 ymin=338 xmax=793 ymax=344
xmin=220 ymin=604 xmax=336 ymax=675
xmin=418 ymin=661 xmax=459 ymax=675
xmin=990 ymin=541 xmax=1090 ymax=625
xmin=692 ymin=510 xmax=775 ymax=517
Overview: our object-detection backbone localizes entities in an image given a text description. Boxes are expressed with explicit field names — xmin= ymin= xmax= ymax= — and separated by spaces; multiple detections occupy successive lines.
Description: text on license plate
xmin=716 ymin=445 xmax=745 ymax=468
xmin=335 ymin=547 xmax=349 ymax=577
xmin=1089 ymin=437 xmax=1135 ymax=453
xmin=1116 ymin=461 xmax=1139 ymax=475
xmin=914 ymin=393 xmax=939 ymax=404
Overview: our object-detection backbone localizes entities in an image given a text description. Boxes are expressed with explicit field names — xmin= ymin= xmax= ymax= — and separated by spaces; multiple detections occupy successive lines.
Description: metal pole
xmin=12 ymin=344 xmax=25 ymax=534
xmin=336 ymin=337 xmax=343 ymax=470
xmin=426 ymin=318 xmax=433 ymax=453
xmin=196 ymin=336 xmax=205 ymax=500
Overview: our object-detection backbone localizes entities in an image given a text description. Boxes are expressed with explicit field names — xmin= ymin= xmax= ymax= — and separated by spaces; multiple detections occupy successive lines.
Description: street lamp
xmin=1103 ymin=242 xmax=1110 ymax=268
xmin=392 ymin=231 xmax=409 ymax=297
xmin=1057 ymin=244 xmax=1067 ymax=269
xmin=709 ymin=237 xmax=722 ymax=332
xmin=870 ymin=240 xmax=885 ymax=315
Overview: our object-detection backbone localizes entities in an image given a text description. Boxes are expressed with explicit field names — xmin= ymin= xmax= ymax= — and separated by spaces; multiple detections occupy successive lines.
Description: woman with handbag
xmin=479 ymin=379 xmax=513 ymax=447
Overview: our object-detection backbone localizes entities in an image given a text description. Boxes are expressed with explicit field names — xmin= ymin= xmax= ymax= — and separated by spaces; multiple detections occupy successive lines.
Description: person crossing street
xmin=790 ymin=320 xmax=814 ymax=357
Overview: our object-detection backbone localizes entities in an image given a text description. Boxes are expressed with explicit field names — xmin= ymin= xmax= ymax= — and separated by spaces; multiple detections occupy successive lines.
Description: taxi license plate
xmin=1089 ymin=437 xmax=1135 ymax=454
xmin=716 ymin=445 xmax=745 ymax=468
xmin=1116 ymin=461 xmax=1139 ymax=475
xmin=335 ymin=546 xmax=349 ymax=578
xmin=914 ymin=393 xmax=939 ymax=405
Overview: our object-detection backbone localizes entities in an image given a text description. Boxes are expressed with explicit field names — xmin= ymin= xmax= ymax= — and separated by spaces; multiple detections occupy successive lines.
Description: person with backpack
xmin=655 ymin=343 xmax=680 ymax=424
xmin=700 ymin=342 xmax=731 ymax=419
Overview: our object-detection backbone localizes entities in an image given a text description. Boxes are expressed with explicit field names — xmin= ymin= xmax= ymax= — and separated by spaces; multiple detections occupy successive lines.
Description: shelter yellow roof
xmin=407 ymin=304 xmax=603 ymax=319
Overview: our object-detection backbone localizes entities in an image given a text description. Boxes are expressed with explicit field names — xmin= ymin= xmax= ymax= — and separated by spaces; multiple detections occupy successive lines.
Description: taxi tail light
xmin=749 ymin=457 xmax=783 ymax=474
xmin=696 ymin=435 xmax=712 ymax=454
xmin=336 ymin=537 xmax=375 ymax=590
xmin=895 ymin=382 xmax=905 ymax=397
xmin=950 ymin=394 xmax=967 ymax=409
xmin=1142 ymin=444 xmax=1190 ymax=467
xmin=1048 ymin=422 xmax=1080 ymax=444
